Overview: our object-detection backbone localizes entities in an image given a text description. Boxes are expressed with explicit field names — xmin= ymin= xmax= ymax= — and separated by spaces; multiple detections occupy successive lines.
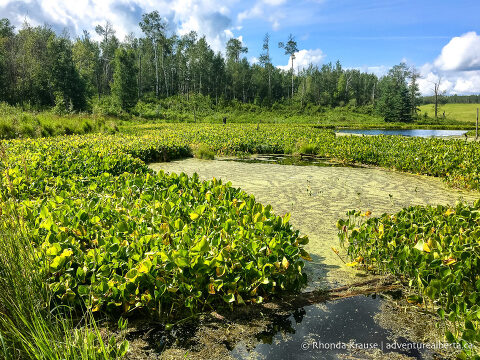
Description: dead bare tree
xmin=433 ymin=78 xmax=441 ymax=119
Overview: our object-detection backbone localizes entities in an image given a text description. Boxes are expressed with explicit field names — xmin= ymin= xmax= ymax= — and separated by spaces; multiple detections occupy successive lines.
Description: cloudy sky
xmin=1 ymin=0 xmax=479 ymax=95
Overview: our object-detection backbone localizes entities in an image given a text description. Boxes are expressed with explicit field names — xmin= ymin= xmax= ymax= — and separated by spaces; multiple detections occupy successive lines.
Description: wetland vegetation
xmin=1 ymin=123 xmax=480 ymax=359
xmin=1 ymin=11 xmax=480 ymax=360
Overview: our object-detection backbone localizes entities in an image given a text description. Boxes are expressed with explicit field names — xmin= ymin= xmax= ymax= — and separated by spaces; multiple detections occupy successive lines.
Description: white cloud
xmin=418 ymin=69 xmax=480 ymax=96
xmin=270 ymin=19 xmax=280 ymax=30
xmin=237 ymin=3 xmax=263 ymax=23
xmin=262 ymin=0 xmax=287 ymax=5
xmin=348 ymin=33 xmax=480 ymax=96
xmin=0 ymin=0 xmax=237 ymax=52
xmin=434 ymin=31 xmax=480 ymax=71
xmin=236 ymin=0 xmax=287 ymax=30
xmin=415 ymin=32 xmax=480 ymax=95
xmin=355 ymin=65 xmax=389 ymax=78
xmin=249 ymin=56 xmax=259 ymax=64
xmin=277 ymin=48 xmax=326 ymax=72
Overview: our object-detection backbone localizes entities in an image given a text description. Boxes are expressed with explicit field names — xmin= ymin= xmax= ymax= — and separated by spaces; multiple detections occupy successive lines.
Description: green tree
xmin=95 ymin=21 xmax=118 ymax=95
xmin=226 ymin=38 xmax=247 ymax=63
xmin=409 ymin=66 xmax=420 ymax=116
xmin=0 ymin=19 xmax=14 ymax=102
xmin=259 ymin=33 xmax=272 ymax=99
xmin=14 ymin=23 xmax=52 ymax=106
xmin=225 ymin=38 xmax=248 ymax=100
xmin=278 ymin=34 xmax=298 ymax=98
xmin=73 ymin=31 xmax=102 ymax=100
xmin=48 ymin=34 xmax=87 ymax=111
xmin=376 ymin=63 xmax=412 ymax=122
xmin=112 ymin=48 xmax=138 ymax=111
xmin=212 ymin=52 xmax=225 ymax=105
xmin=139 ymin=11 xmax=167 ymax=98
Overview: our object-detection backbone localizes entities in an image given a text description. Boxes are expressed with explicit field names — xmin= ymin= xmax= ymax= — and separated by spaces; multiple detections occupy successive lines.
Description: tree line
xmin=420 ymin=94 xmax=480 ymax=105
xmin=0 ymin=13 xmax=422 ymax=122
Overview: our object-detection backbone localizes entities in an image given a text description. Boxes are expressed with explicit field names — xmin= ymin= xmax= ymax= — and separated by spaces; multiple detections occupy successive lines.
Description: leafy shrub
xmin=92 ymin=96 xmax=124 ymax=117
xmin=17 ymin=172 xmax=308 ymax=318
xmin=53 ymin=92 xmax=72 ymax=115
xmin=0 ymin=121 xmax=16 ymax=139
xmin=338 ymin=203 xmax=480 ymax=357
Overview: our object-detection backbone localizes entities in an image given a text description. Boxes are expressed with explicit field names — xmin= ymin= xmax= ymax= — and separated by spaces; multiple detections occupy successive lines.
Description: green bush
xmin=92 ymin=96 xmax=124 ymax=117
xmin=338 ymin=203 xmax=480 ymax=357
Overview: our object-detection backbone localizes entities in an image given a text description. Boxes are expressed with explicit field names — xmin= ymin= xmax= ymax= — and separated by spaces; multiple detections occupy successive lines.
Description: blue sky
xmin=239 ymin=0 xmax=479 ymax=68
xmin=1 ymin=0 xmax=480 ymax=94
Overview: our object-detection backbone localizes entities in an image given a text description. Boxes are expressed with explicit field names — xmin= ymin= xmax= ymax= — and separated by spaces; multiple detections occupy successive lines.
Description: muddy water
xmin=150 ymin=157 xmax=478 ymax=290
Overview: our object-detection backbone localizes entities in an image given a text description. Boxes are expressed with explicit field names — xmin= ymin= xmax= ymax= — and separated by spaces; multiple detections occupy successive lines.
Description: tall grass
xmin=0 ymin=102 xmax=119 ymax=140
xmin=0 ymin=198 xmax=128 ymax=359
xmin=193 ymin=144 xmax=215 ymax=159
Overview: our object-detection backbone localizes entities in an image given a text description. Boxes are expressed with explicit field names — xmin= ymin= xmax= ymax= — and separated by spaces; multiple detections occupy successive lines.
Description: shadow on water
xmin=231 ymin=296 xmax=439 ymax=360
xmin=219 ymin=154 xmax=359 ymax=168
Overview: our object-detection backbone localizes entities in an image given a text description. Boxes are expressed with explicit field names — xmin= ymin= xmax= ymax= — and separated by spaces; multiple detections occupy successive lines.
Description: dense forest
xmin=0 ymin=13 xmax=424 ymax=121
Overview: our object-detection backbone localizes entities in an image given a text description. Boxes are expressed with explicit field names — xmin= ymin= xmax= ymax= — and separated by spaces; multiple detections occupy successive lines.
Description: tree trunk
xmin=268 ymin=65 xmax=271 ymax=98
xmin=138 ymin=54 xmax=142 ymax=98
xmin=434 ymin=81 xmax=440 ymax=119
xmin=371 ymin=82 xmax=376 ymax=105
xmin=193 ymin=98 xmax=196 ymax=123
xmin=154 ymin=42 xmax=159 ymax=98
xmin=161 ymin=48 xmax=168 ymax=97
xmin=242 ymin=73 xmax=245 ymax=103
xmin=291 ymin=56 xmax=294 ymax=98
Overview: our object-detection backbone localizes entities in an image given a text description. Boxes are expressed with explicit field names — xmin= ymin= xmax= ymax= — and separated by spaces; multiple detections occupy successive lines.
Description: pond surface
xmin=231 ymin=296 xmax=439 ymax=360
xmin=150 ymin=158 xmax=477 ymax=289
xmin=336 ymin=129 xmax=467 ymax=137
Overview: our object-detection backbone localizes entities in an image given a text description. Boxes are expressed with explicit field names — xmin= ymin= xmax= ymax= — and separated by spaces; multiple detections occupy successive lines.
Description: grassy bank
xmin=134 ymin=99 xmax=474 ymax=129
xmin=418 ymin=103 xmax=480 ymax=124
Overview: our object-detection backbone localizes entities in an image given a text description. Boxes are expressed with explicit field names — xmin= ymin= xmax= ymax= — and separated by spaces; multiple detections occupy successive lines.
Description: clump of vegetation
xmin=338 ymin=203 xmax=480 ymax=358
xmin=194 ymin=144 xmax=215 ymax=159
xmin=296 ymin=140 xmax=317 ymax=155
xmin=0 ymin=102 xmax=119 ymax=139
xmin=0 ymin=201 xmax=129 ymax=360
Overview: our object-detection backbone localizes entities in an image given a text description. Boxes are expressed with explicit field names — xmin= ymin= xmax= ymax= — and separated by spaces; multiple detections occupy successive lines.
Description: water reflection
xmin=336 ymin=129 xmax=468 ymax=138
xmin=231 ymin=296 xmax=436 ymax=360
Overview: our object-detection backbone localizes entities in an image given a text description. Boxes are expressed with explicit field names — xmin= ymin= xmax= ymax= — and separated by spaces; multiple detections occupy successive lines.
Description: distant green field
xmin=418 ymin=103 xmax=480 ymax=123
